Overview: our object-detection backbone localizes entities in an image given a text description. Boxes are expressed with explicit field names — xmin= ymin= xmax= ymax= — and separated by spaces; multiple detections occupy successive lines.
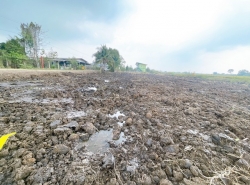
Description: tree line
xmin=0 ymin=22 xmax=129 ymax=71
xmin=0 ymin=22 xmax=46 ymax=68
xmin=213 ymin=69 xmax=250 ymax=76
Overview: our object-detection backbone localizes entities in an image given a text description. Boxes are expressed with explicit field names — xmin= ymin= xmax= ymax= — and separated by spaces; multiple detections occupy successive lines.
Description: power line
xmin=0 ymin=14 xmax=22 ymax=24
xmin=0 ymin=28 xmax=19 ymax=35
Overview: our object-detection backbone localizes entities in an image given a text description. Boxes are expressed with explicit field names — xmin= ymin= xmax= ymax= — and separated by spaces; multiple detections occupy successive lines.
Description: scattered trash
xmin=0 ymin=132 xmax=16 ymax=150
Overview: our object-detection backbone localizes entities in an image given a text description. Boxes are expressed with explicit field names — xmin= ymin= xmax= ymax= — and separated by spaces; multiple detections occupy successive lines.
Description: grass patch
xmin=167 ymin=73 xmax=250 ymax=84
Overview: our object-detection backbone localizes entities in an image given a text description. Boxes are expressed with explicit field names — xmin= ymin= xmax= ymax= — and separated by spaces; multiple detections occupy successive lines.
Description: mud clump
xmin=0 ymin=71 xmax=250 ymax=184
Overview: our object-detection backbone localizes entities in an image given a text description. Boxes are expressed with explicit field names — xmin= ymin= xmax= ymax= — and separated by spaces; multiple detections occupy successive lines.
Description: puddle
xmin=109 ymin=111 xmax=125 ymax=119
xmin=32 ymin=87 xmax=54 ymax=90
xmin=87 ymin=87 xmax=97 ymax=91
xmin=67 ymin=111 xmax=86 ymax=118
xmin=109 ymin=111 xmax=125 ymax=126
xmin=9 ymin=97 xmax=73 ymax=104
xmin=50 ymin=98 xmax=73 ymax=104
xmin=0 ymin=82 xmax=42 ymax=87
xmin=118 ymin=121 xmax=125 ymax=126
xmin=84 ymin=130 xmax=126 ymax=154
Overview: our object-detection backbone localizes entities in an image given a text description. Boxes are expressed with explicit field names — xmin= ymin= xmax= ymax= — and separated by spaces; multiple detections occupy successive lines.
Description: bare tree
xmin=20 ymin=22 xmax=42 ymax=68
xmin=40 ymin=48 xmax=58 ymax=69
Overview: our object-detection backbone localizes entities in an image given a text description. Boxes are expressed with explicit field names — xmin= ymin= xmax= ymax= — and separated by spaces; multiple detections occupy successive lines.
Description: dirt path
xmin=0 ymin=72 xmax=249 ymax=185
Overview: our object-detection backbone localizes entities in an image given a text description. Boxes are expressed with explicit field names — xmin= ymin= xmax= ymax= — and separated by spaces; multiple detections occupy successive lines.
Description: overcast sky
xmin=1 ymin=0 xmax=250 ymax=73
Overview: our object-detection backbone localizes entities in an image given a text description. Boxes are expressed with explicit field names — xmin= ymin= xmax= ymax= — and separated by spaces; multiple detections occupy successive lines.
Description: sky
xmin=1 ymin=0 xmax=250 ymax=74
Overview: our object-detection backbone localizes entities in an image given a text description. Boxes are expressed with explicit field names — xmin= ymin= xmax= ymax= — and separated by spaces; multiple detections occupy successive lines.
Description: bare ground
xmin=0 ymin=71 xmax=250 ymax=185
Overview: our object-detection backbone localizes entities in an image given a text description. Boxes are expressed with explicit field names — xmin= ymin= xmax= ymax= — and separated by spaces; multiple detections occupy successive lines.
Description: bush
xmin=238 ymin=69 xmax=250 ymax=76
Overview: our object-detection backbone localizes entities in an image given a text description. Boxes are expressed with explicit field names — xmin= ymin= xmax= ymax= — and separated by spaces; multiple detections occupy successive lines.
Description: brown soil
xmin=0 ymin=70 xmax=249 ymax=185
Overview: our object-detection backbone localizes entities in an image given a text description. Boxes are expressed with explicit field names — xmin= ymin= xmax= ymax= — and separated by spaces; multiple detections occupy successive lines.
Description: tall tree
xmin=20 ymin=22 xmax=42 ymax=68
xmin=41 ymin=48 xmax=58 ymax=69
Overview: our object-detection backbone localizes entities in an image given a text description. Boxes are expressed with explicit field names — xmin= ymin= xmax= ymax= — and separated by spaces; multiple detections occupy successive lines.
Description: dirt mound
xmin=0 ymin=72 xmax=249 ymax=184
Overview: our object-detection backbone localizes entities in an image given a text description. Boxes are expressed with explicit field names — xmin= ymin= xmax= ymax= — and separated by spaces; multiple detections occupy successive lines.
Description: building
xmin=51 ymin=58 xmax=90 ymax=69
xmin=136 ymin=62 xmax=147 ymax=72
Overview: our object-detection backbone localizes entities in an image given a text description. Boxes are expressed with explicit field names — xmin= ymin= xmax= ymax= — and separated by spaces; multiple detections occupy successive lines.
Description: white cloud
xmin=194 ymin=45 xmax=250 ymax=74
xmin=67 ymin=20 xmax=116 ymax=44
xmin=115 ymin=0 xmax=229 ymax=47
xmin=108 ymin=0 xmax=237 ymax=68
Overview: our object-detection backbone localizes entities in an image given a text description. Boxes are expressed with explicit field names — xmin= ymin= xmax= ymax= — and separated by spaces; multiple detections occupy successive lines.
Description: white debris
xmin=67 ymin=111 xmax=86 ymax=118
xmin=184 ymin=145 xmax=193 ymax=152
xmin=199 ymin=133 xmax=211 ymax=142
xmin=187 ymin=129 xmax=199 ymax=135
xmin=218 ymin=133 xmax=235 ymax=142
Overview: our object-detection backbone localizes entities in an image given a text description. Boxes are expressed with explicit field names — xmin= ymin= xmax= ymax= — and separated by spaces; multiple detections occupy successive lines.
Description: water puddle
xmin=118 ymin=122 xmax=125 ymax=126
xmin=67 ymin=111 xmax=86 ymax=118
xmin=109 ymin=111 xmax=125 ymax=126
xmin=0 ymin=81 xmax=42 ymax=87
xmin=126 ymin=158 xmax=139 ymax=174
xmin=109 ymin=111 xmax=125 ymax=119
xmin=9 ymin=97 xmax=73 ymax=104
xmin=87 ymin=87 xmax=97 ymax=91
xmin=84 ymin=130 xmax=126 ymax=154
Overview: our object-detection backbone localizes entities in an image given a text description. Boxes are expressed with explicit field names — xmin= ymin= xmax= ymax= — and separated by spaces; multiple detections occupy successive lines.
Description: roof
xmin=51 ymin=58 xmax=90 ymax=65
xmin=136 ymin=62 xmax=147 ymax=65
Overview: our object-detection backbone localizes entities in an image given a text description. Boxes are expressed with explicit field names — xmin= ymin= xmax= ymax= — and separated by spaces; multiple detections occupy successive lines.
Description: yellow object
xmin=0 ymin=132 xmax=16 ymax=150
xmin=81 ymin=66 xmax=85 ymax=70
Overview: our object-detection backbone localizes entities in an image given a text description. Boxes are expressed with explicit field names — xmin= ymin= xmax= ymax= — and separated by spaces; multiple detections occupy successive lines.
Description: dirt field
xmin=0 ymin=70 xmax=250 ymax=185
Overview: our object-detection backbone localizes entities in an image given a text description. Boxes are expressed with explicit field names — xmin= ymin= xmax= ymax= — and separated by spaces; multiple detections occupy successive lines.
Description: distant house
xmin=136 ymin=62 xmax=147 ymax=72
xmin=51 ymin=58 xmax=90 ymax=69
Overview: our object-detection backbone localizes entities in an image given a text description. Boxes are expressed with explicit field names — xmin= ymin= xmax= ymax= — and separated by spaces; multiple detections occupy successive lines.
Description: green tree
xmin=108 ymin=48 xmax=126 ymax=72
xmin=93 ymin=45 xmax=125 ymax=72
xmin=125 ymin=65 xmax=135 ymax=71
xmin=70 ymin=58 xmax=79 ymax=70
xmin=93 ymin=45 xmax=111 ymax=72
xmin=0 ymin=39 xmax=27 ymax=68
xmin=238 ymin=69 xmax=250 ymax=76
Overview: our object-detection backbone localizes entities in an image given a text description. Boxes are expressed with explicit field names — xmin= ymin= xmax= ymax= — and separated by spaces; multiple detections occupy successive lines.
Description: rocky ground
xmin=0 ymin=71 xmax=250 ymax=185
